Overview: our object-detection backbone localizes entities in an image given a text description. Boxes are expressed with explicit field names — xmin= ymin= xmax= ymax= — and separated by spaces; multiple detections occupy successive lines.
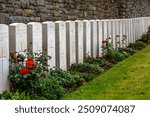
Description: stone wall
xmin=118 ymin=0 xmax=150 ymax=18
xmin=0 ymin=0 xmax=150 ymax=24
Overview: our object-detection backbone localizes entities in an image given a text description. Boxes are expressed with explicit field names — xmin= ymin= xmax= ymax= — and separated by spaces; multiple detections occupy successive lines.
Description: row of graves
xmin=0 ymin=17 xmax=150 ymax=92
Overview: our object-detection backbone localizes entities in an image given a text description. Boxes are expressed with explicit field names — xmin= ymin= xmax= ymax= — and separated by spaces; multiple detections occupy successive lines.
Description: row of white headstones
xmin=0 ymin=17 xmax=150 ymax=92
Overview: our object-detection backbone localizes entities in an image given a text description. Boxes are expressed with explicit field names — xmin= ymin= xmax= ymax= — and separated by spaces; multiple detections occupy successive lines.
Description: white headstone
xmin=125 ymin=19 xmax=129 ymax=46
xmin=55 ymin=21 xmax=67 ymax=70
xmin=0 ymin=24 xmax=9 ymax=93
xmin=130 ymin=19 xmax=134 ymax=44
xmin=112 ymin=19 xmax=116 ymax=49
xmin=75 ymin=20 xmax=83 ymax=63
xmin=108 ymin=20 xmax=112 ymax=40
xmin=115 ymin=20 xmax=120 ymax=48
xmin=148 ymin=17 xmax=150 ymax=26
xmin=139 ymin=18 xmax=143 ymax=37
xmin=139 ymin=18 xmax=142 ymax=38
xmin=136 ymin=18 xmax=140 ymax=40
xmin=142 ymin=18 xmax=145 ymax=34
xmin=136 ymin=18 xmax=139 ymax=39
xmin=145 ymin=17 xmax=149 ymax=32
xmin=128 ymin=19 xmax=131 ymax=45
xmin=9 ymin=23 xmax=27 ymax=53
xmin=90 ymin=20 xmax=97 ymax=58
xmin=119 ymin=20 xmax=123 ymax=48
xmin=138 ymin=18 xmax=142 ymax=37
xmin=66 ymin=21 xmax=76 ymax=67
xmin=122 ymin=19 xmax=127 ymax=47
xmin=147 ymin=17 xmax=149 ymax=31
xmin=144 ymin=18 xmax=147 ymax=33
xmin=132 ymin=19 xmax=136 ymax=43
xmin=42 ymin=21 xmax=56 ymax=69
xmin=83 ymin=20 xmax=91 ymax=58
xmin=27 ymin=22 xmax=42 ymax=53
xmin=96 ymin=20 xmax=103 ymax=57
xmin=102 ymin=20 xmax=108 ymax=41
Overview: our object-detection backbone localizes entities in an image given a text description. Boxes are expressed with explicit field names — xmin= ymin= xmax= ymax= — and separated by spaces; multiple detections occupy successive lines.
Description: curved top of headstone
xmin=42 ymin=21 xmax=54 ymax=24
xmin=90 ymin=20 xmax=96 ymax=21
xmin=0 ymin=24 xmax=8 ymax=30
xmin=0 ymin=24 xmax=8 ymax=41
xmin=101 ymin=19 xmax=110 ymax=21
xmin=9 ymin=23 xmax=26 ymax=26
xmin=83 ymin=20 xmax=89 ymax=22
xmin=27 ymin=22 xmax=42 ymax=25
xmin=75 ymin=20 xmax=82 ymax=22
xmin=65 ymin=20 xmax=73 ymax=22
xmin=55 ymin=21 xmax=65 ymax=23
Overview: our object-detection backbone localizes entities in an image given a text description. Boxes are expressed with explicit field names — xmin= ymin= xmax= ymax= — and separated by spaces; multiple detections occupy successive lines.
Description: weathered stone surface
xmin=75 ymin=20 xmax=83 ymax=63
xmin=55 ymin=21 xmax=67 ymax=70
xmin=27 ymin=22 xmax=42 ymax=53
xmin=9 ymin=23 xmax=27 ymax=52
xmin=66 ymin=21 xmax=76 ymax=68
xmin=0 ymin=0 xmax=150 ymax=24
xmin=42 ymin=21 xmax=56 ymax=69
xmin=0 ymin=24 xmax=9 ymax=93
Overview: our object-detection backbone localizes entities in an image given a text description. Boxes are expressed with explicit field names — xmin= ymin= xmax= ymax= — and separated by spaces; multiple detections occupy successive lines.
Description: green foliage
xmin=84 ymin=57 xmax=110 ymax=70
xmin=34 ymin=78 xmax=65 ymax=100
xmin=8 ymin=50 xmax=65 ymax=100
xmin=119 ymin=48 xmax=138 ymax=55
xmin=102 ymin=41 xmax=113 ymax=56
xmin=49 ymin=69 xmax=84 ymax=89
xmin=128 ymin=41 xmax=146 ymax=50
xmin=139 ymin=33 xmax=150 ymax=44
xmin=0 ymin=91 xmax=30 ymax=100
xmin=147 ymin=26 xmax=150 ymax=33
xmin=75 ymin=72 xmax=97 ymax=82
xmin=9 ymin=50 xmax=51 ymax=95
xmin=102 ymin=38 xmax=129 ymax=62
xmin=70 ymin=63 xmax=102 ymax=75
xmin=105 ymin=49 xmax=129 ymax=62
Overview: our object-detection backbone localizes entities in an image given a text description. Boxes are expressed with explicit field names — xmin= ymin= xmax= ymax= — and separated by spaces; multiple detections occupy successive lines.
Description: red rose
xmin=102 ymin=40 xmax=108 ymax=44
xmin=26 ymin=58 xmax=35 ymax=68
xmin=20 ymin=68 xmax=30 ymax=75
xmin=10 ymin=52 xmax=18 ymax=60
xmin=10 ymin=52 xmax=14 ymax=58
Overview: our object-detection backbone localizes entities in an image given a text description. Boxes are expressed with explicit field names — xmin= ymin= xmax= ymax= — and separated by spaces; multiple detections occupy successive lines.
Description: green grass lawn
xmin=64 ymin=45 xmax=150 ymax=100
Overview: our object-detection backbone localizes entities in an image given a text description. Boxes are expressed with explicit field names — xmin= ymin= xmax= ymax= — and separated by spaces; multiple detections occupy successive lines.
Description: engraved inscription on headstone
xmin=96 ymin=20 xmax=103 ymax=57
xmin=108 ymin=20 xmax=112 ymax=40
xmin=125 ymin=19 xmax=129 ymax=46
xmin=90 ymin=20 xmax=97 ymax=58
xmin=42 ymin=21 xmax=56 ymax=69
xmin=130 ymin=19 xmax=134 ymax=44
xmin=83 ymin=20 xmax=91 ymax=58
xmin=9 ymin=23 xmax=27 ymax=53
xmin=112 ymin=20 xmax=116 ymax=49
xmin=75 ymin=20 xmax=84 ymax=63
xmin=0 ymin=24 xmax=9 ymax=93
xmin=27 ymin=22 xmax=42 ymax=53
xmin=115 ymin=20 xmax=120 ymax=48
xmin=102 ymin=20 xmax=108 ymax=41
xmin=66 ymin=21 xmax=76 ymax=67
xmin=55 ymin=21 xmax=67 ymax=70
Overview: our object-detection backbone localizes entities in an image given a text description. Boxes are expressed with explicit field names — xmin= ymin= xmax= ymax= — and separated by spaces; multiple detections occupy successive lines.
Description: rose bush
xmin=9 ymin=50 xmax=62 ymax=99
xmin=102 ymin=37 xmax=129 ymax=62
